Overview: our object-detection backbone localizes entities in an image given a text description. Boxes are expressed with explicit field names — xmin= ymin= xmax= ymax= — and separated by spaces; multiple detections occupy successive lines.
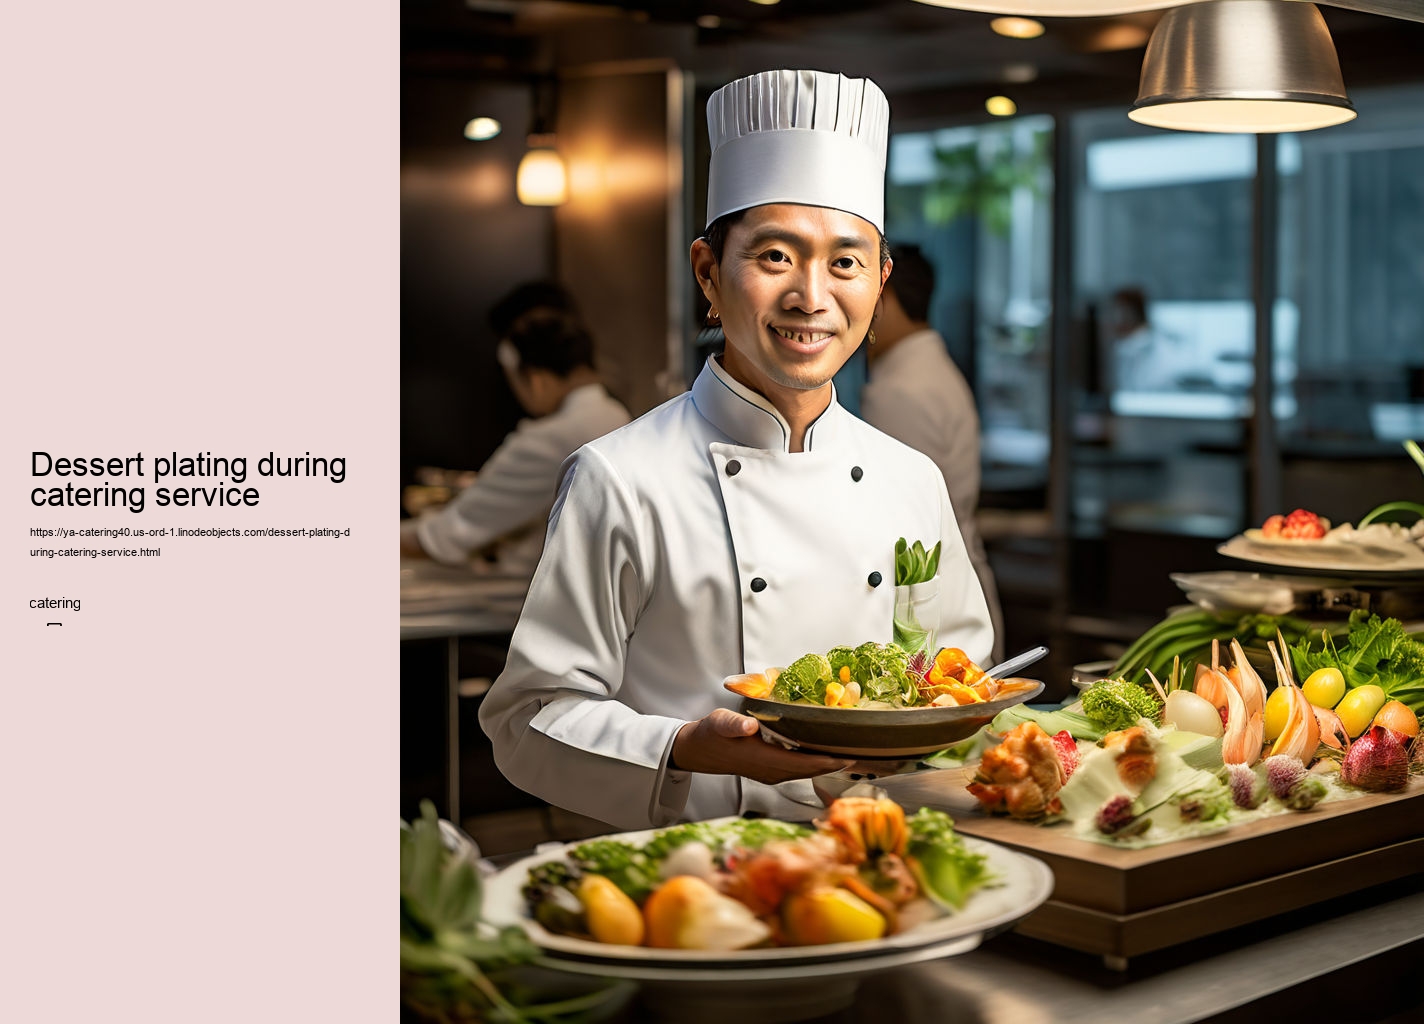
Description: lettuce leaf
xmin=905 ymin=809 xmax=991 ymax=911
xmin=771 ymin=653 xmax=832 ymax=704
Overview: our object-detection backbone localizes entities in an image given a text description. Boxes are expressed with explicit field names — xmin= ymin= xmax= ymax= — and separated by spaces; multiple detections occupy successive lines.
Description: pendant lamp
xmin=1129 ymin=1 xmax=1355 ymax=133
xmin=517 ymin=77 xmax=568 ymax=206
xmin=908 ymin=0 xmax=1422 ymax=19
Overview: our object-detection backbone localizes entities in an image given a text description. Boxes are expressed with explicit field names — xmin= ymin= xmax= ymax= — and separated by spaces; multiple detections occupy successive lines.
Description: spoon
xmin=985 ymin=645 xmax=1049 ymax=679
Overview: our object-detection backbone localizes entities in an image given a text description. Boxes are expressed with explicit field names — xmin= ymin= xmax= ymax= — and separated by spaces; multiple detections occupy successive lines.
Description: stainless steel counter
xmin=829 ymin=879 xmax=1424 ymax=1024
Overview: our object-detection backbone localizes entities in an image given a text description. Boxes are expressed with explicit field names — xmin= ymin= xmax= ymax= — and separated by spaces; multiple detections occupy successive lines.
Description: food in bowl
xmin=725 ymin=642 xmax=1037 ymax=710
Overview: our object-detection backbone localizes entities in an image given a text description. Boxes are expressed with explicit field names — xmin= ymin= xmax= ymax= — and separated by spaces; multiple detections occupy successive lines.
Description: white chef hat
xmin=705 ymin=69 xmax=890 ymax=235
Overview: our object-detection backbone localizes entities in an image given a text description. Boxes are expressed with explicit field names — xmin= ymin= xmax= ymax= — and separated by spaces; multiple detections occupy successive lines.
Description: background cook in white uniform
xmin=402 ymin=311 xmax=630 ymax=573
xmin=861 ymin=243 xmax=1004 ymax=662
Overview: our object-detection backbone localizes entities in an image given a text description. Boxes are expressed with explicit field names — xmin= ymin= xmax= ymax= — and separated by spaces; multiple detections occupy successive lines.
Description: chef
xmin=400 ymin=309 xmax=630 ymax=574
xmin=480 ymin=69 xmax=993 ymax=830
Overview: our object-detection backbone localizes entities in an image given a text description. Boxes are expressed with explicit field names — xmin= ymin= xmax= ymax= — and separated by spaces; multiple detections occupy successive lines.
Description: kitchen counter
xmin=611 ymin=877 xmax=1424 ymax=1023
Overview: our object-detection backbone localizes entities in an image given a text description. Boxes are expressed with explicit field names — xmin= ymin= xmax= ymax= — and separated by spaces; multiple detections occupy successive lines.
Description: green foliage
xmin=401 ymin=801 xmax=631 ymax=1023
xmin=1291 ymin=611 xmax=1424 ymax=714
xmin=1080 ymin=678 xmax=1161 ymax=732
xmin=569 ymin=819 xmax=814 ymax=905
xmin=567 ymin=838 xmax=660 ymax=903
xmin=1112 ymin=609 xmax=1328 ymax=690
xmin=921 ymin=132 xmax=1047 ymax=235
xmin=894 ymin=537 xmax=941 ymax=586
xmin=772 ymin=653 xmax=833 ymax=705
xmin=905 ymin=809 xmax=992 ymax=911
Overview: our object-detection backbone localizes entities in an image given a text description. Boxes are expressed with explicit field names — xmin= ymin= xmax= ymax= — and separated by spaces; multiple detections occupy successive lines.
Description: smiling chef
xmin=480 ymin=69 xmax=993 ymax=829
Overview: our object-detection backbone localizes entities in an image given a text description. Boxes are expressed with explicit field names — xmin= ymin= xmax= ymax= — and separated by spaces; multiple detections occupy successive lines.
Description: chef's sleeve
xmin=413 ymin=419 xmax=565 ymax=566
xmin=931 ymin=472 xmax=995 ymax=665
xmin=478 ymin=446 xmax=694 ymax=830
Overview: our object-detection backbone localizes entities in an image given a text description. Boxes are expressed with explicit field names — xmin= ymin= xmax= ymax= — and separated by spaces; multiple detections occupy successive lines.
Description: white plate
xmin=1219 ymin=534 xmax=1424 ymax=574
xmin=1169 ymin=571 xmax=1299 ymax=614
xmin=482 ymin=818 xmax=1054 ymax=980
xmin=1241 ymin=527 xmax=1422 ymax=559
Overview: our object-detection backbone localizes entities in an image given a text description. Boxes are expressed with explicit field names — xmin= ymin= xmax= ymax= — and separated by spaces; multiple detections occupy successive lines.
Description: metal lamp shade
xmin=1130 ymin=1 xmax=1356 ymax=133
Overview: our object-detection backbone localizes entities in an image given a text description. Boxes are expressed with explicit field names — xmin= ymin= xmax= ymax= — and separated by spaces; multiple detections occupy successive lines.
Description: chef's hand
xmin=670 ymin=709 xmax=853 ymax=784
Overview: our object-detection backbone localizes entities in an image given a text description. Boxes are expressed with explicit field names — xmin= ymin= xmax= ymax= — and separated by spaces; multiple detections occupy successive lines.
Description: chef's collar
xmin=691 ymin=355 xmax=842 ymax=453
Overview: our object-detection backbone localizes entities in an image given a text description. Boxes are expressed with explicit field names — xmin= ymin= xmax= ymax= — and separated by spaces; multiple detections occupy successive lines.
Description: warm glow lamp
xmin=909 ymin=0 xmax=1421 ymax=17
xmin=1129 ymin=1 xmax=1356 ymax=133
xmin=464 ymin=117 xmax=501 ymax=141
xmin=990 ymin=16 xmax=1045 ymax=37
xmin=512 ymin=143 xmax=566 ymax=205
xmin=516 ymin=140 xmax=568 ymax=206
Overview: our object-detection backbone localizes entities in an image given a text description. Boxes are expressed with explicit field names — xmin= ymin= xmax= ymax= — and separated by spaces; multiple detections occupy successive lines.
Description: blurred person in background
xmin=860 ymin=243 xmax=1003 ymax=661
xmin=402 ymin=280 xmax=585 ymax=516
xmin=401 ymin=307 xmax=630 ymax=573
xmin=1108 ymin=286 xmax=1181 ymax=393
xmin=480 ymin=70 xmax=992 ymax=830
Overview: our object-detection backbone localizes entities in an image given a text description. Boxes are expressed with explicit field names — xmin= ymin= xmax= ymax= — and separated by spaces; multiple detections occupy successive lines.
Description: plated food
xmin=720 ymin=642 xmax=1044 ymax=758
xmin=478 ymin=796 xmax=1056 ymax=979
xmin=1221 ymin=501 xmax=1424 ymax=573
xmin=516 ymin=798 xmax=988 ymax=953
xmin=957 ymin=626 xmax=1421 ymax=847
xmin=724 ymin=643 xmax=1037 ymax=710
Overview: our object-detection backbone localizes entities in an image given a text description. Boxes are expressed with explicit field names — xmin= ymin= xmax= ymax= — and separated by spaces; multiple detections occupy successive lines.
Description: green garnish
xmin=895 ymin=537 xmax=942 ymax=586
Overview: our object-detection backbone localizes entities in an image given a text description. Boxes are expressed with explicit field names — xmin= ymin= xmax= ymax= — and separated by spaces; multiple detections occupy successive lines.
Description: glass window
xmin=884 ymin=116 xmax=1055 ymax=505
xmin=1278 ymin=85 xmax=1424 ymax=445
xmin=1070 ymin=110 xmax=1255 ymax=537
xmin=1275 ymin=84 xmax=1424 ymax=520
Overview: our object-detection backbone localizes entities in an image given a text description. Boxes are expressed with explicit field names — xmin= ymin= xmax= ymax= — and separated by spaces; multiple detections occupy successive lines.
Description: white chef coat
xmin=860 ymin=329 xmax=1004 ymax=661
xmin=1113 ymin=324 xmax=1182 ymax=393
xmin=479 ymin=356 xmax=993 ymax=830
xmin=411 ymin=383 xmax=630 ymax=573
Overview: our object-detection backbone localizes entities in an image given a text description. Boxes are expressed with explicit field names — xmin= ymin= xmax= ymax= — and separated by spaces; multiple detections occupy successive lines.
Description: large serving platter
xmin=482 ymin=819 xmax=1054 ymax=982
xmin=735 ymin=679 xmax=1045 ymax=759
xmin=869 ymin=768 xmax=1424 ymax=965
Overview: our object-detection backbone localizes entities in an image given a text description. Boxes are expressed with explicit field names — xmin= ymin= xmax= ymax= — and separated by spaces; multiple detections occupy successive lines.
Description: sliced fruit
xmin=723 ymin=673 xmax=773 ymax=700
xmin=782 ymin=886 xmax=887 ymax=945
xmin=1263 ymin=685 xmax=1291 ymax=742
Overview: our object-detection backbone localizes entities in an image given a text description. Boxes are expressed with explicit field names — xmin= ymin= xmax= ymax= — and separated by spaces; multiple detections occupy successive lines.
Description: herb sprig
xmin=895 ymin=537 xmax=942 ymax=586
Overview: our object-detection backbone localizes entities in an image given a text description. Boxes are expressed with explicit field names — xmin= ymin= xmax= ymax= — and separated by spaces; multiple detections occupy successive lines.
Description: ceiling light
xmin=747 ymin=0 xmax=781 ymax=6
xmin=990 ymin=16 xmax=1044 ymax=38
xmin=1130 ymin=0 xmax=1356 ymax=134
xmin=1003 ymin=63 xmax=1038 ymax=83
xmin=1085 ymin=22 xmax=1151 ymax=51
xmin=516 ymin=142 xmax=569 ymax=206
xmin=908 ymin=0 xmax=1423 ymax=22
xmin=913 ymin=0 xmax=1173 ymax=10
xmin=463 ymin=117 xmax=502 ymax=141
xmin=697 ymin=15 xmax=722 ymax=28
xmin=986 ymin=95 xmax=1018 ymax=117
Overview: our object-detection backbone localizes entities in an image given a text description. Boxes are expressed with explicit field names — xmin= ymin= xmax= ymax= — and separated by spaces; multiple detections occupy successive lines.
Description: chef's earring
xmin=705 ymin=307 xmax=721 ymax=327
xmin=868 ymin=327 xmax=877 ymax=345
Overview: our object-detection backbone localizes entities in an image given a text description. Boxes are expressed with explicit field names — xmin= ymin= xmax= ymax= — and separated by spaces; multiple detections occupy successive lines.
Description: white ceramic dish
xmin=1218 ymin=534 xmax=1424 ymax=574
xmin=481 ymin=819 xmax=1055 ymax=979
xmin=1169 ymin=571 xmax=1300 ymax=614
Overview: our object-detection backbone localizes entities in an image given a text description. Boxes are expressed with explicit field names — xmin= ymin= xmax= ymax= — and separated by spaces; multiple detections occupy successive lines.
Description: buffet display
xmin=402 ymin=495 xmax=1424 ymax=1006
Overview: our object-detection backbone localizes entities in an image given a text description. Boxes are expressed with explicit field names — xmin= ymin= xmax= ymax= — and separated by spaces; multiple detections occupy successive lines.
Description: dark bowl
xmin=738 ymin=679 xmax=1045 ymax=759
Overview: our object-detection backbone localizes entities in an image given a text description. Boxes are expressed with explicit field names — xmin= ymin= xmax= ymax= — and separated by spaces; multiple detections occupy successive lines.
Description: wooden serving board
xmin=876 ymin=770 xmax=1424 ymax=961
